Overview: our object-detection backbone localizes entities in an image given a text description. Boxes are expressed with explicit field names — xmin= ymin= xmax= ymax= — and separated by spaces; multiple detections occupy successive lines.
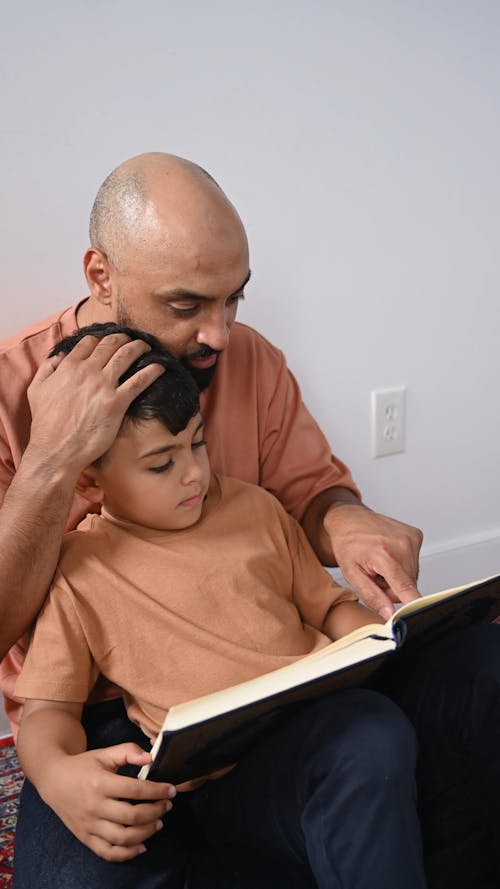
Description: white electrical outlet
xmin=371 ymin=387 xmax=406 ymax=457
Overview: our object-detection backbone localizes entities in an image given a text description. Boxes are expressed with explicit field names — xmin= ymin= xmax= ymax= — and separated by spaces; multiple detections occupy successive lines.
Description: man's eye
xmin=169 ymin=303 xmax=199 ymax=317
xmin=192 ymin=439 xmax=207 ymax=450
xmin=149 ymin=460 xmax=174 ymax=473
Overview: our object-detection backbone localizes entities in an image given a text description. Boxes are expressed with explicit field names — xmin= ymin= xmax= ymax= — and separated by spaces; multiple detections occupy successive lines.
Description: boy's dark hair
xmin=49 ymin=323 xmax=200 ymax=442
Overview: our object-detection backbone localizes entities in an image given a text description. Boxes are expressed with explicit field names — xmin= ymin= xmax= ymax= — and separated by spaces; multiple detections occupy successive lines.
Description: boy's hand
xmin=40 ymin=743 xmax=176 ymax=862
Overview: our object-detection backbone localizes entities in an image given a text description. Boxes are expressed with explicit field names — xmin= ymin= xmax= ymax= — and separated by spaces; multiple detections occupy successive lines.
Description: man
xmin=2 ymin=153 xmax=498 ymax=888
xmin=0 ymin=153 xmax=422 ymax=728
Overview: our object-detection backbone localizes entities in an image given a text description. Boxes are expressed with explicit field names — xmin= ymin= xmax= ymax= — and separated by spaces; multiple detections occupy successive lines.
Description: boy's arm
xmin=17 ymin=699 xmax=177 ymax=862
xmin=321 ymin=600 xmax=385 ymax=641
xmin=285 ymin=507 xmax=385 ymax=637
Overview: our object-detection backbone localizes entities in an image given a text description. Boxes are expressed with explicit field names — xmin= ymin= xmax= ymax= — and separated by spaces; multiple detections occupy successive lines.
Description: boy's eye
xmin=149 ymin=460 xmax=174 ymax=474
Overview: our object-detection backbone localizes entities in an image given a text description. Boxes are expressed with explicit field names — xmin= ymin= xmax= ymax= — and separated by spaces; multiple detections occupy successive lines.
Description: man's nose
xmin=196 ymin=307 xmax=231 ymax=351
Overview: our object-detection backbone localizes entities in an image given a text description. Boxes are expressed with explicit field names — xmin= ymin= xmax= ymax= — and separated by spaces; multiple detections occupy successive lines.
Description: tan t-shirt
xmin=16 ymin=475 xmax=356 ymax=739
xmin=0 ymin=301 xmax=358 ymax=734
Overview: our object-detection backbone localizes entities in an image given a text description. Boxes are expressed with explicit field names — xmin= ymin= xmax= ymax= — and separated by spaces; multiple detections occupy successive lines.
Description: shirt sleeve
xmin=15 ymin=570 xmax=99 ymax=703
xmin=258 ymin=348 xmax=360 ymax=522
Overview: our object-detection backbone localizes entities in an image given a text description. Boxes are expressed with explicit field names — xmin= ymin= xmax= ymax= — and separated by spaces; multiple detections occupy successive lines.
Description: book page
xmin=391 ymin=573 xmax=500 ymax=623
xmin=165 ymin=628 xmax=397 ymax=732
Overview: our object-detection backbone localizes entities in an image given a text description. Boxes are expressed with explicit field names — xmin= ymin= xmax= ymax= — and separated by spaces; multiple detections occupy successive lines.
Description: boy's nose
xmin=181 ymin=454 xmax=204 ymax=484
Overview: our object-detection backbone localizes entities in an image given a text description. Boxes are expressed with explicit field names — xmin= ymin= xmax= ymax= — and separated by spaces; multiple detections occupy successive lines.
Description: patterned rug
xmin=0 ymin=736 xmax=21 ymax=887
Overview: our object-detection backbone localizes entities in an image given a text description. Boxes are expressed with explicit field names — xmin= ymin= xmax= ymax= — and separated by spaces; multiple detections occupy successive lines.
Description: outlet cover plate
xmin=371 ymin=387 xmax=406 ymax=457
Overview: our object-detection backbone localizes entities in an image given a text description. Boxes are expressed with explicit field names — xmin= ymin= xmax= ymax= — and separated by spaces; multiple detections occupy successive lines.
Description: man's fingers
xmin=117 ymin=363 xmax=165 ymax=402
xmin=63 ymin=333 xmax=133 ymax=365
xmin=89 ymin=336 xmax=152 ymax=377
xmin=30 ymin=353 xmax=65 ymax=385
xmin=341 ymin=566 xmax=396 ymax=620
xmin=342 ymin=552 xmax=420 ymax=619
xmin=367 ymin=551 xmax=420 ymax=605
xmin=52 ymin=333 xmax=151 ymax=377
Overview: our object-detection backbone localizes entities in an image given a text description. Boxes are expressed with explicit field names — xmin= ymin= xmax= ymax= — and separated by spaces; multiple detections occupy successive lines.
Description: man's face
xmin=111 ymin=232 xmax=250 ymax=389
xmin=91 ymin=413 xmax=211 ymax=531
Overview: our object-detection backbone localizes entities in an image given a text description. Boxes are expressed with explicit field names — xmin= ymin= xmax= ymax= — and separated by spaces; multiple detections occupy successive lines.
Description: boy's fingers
xmin=91 ymin=815 xmax=164 ymax=850
xmin=102 ymin=797 xmax=172 ymax=828
xmin=87 ymin=833 xmax=148 ymax=863
xmin=102 ymin=771 xmax=175 ymax=803
xmin=95 ymin=744 xmax=175 ymax=801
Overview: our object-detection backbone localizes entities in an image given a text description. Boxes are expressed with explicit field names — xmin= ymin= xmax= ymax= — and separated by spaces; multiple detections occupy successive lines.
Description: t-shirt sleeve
xmin=276 ymin=501 xmax=357 ymax=629
xmin=15 ymin=570 xmax=99 ymax=703
xmin=258 ymin=348 xmax=360 ymax=521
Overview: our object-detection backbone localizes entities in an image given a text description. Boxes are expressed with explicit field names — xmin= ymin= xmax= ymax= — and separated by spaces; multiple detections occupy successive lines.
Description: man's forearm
xmin=0 ymin=449 xmax=79 ymax=657
xmin=301 ymin=486 xmax=366 ymax=566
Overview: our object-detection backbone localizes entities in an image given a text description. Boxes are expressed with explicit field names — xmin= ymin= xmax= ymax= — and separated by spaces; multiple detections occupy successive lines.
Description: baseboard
xmin=418 ymin=529 xmax=500 ymax=594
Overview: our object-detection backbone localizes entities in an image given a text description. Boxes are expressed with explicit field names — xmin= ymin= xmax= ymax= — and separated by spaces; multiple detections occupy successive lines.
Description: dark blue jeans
xmin=375 ymin=621 xmax=500 ymax=889
xmin=13 ymin=688 xmax=426 ymax=889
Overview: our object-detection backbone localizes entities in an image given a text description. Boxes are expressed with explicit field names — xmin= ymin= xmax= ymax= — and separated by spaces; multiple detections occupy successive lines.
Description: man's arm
xmin=17 ymin=699 xmax=176 ymax=862
xmin=0 ymin=333 xmax=164 ymax=657
xmin=302 ymin=486 xmax=423 ymax=620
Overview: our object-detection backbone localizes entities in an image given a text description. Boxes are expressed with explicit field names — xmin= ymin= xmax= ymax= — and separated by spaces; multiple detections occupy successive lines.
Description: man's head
xmin=51 ymin=322 xmax=211 ymax=531
xmin=83 ymin=152 xmax=250 ymax=390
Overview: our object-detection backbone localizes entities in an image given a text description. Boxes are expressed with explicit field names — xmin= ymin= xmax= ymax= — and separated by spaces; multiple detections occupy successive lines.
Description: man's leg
xmin=13 ymin=698 xmax=194 ymax=889
xmin=187 ymin=689 xmax=427 ymax=889
xmin=378 ymin=622 xmax=500 ymax=889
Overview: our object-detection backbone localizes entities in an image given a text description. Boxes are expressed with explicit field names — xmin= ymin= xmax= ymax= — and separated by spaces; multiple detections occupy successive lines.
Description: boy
xmin=15 ymin=324 xmax=427 ymax=889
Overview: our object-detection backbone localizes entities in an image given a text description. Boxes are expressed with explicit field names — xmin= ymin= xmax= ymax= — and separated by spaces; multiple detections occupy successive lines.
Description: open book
xmin=138 ymin=572 xmax=500 ymax=784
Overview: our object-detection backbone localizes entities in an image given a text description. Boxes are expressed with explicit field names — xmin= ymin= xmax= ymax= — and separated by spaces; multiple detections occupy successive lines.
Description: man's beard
xmin=180 ymin=345 xmax=219 ymax=392
xmin=116 ymin=300 xmax=219 ymax=392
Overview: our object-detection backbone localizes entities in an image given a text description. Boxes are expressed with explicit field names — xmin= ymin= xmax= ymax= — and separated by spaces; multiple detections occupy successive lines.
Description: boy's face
xmin=90 ymin=413 xmax=210 ymax=531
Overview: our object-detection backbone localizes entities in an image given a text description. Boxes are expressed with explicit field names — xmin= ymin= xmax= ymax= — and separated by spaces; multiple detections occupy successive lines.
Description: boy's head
xmin=50 ymin=323 xmax=211 ymax=530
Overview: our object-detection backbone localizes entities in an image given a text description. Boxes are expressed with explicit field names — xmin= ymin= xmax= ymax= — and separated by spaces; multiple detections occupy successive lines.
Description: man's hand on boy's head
xmin=26 ymin=333 xmax=165 ymax=477
xmin=40 ymin=742 xmax=176 ymax=862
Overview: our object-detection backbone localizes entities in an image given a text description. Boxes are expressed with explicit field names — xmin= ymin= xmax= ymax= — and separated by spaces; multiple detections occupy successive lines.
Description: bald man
xmin=0 ymin=154 xmax=423 ymax=706
xmin=3 ymin=154 xmax=500 ymax=889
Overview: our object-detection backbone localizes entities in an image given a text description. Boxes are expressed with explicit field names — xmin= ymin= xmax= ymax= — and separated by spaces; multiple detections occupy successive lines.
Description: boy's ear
xmin=76 ymin=468 xmax=104 ymax=505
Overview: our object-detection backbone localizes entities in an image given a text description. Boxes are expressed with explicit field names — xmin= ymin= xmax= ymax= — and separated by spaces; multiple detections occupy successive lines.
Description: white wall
xmin=1 ymin=0 xmax=499 ymax=595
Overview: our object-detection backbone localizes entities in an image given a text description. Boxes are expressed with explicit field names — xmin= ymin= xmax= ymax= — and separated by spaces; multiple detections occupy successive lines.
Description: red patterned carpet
xmin=0 ymin=736 xmax=21 ymax=887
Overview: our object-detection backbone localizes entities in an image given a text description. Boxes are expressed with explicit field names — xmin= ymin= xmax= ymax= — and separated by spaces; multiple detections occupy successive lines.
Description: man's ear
xmin=76 ymin=467 xmax=104 ymax=505
xmin=83 ymin=247 xmax=114 ymax=309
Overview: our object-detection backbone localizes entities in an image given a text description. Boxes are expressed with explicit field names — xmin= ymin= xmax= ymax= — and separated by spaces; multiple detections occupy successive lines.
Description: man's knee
xmin=305 ymin=689 xmax=418 ymax=782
